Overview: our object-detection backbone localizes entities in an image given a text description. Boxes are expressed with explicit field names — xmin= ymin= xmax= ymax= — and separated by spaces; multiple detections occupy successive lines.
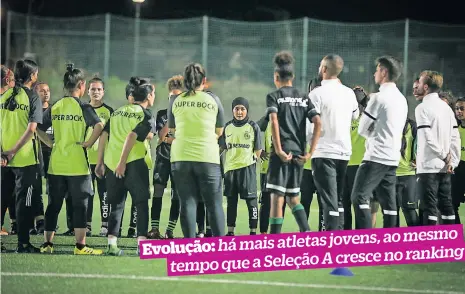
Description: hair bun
xmin=129 ymin=76 xmax=141 ymax=86
xmin=274 ymin=51 xmax=294 ymax=67
xmin=66 ymin=63 xmax=74 ymax=73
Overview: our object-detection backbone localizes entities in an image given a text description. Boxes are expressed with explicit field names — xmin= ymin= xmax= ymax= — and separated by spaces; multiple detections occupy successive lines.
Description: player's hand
xmin=277 ymin=150 xmax=292 ymax=163
xmin=1 ymin=154 xmax=8 ymax=167
xmin=446 ymin=164 xmax=454 ymax=174
xmin=77 ymin=141 xmax=91 ymax=149
xmin=115 ymin=162 xmax=126 ymax=179
xmin=295 ymin=153 xmax=311 ymax=165
xmin=260 ymin=151 xmax=269 ymax=161
xmin=95 ymin=163 xmax=106 ymax=179
xmin=2 ymin=150 xmax=15 ymax=162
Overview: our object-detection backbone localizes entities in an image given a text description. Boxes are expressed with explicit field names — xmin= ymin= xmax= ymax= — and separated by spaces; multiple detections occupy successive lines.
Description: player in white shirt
xmin=308 ymin=55 xmax=359 ymax=231
xmin=414 ymin=70 xmax=460 ymax=225
xmin=351 ymin=56 xmax=408 ymax=229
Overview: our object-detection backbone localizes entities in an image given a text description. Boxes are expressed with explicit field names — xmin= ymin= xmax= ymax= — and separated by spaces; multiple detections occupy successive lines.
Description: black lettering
xmin=51 ymin=114 xmax=83 ymax=122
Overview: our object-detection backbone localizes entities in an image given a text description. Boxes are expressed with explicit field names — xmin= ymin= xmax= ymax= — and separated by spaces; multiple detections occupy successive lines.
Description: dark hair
xmin=376 ymin=56 xmax=402 ymax=82
xmin=183 ymin=63 xmax=205 ymax=95
xmin=128 ymin=77 xmax=154 ymax=102
xmin=14 ymin=59 xmax=38 ymax=86
xmin=1 ymin=65 xmax=12 ymax=88
xmin=274 ymin=51 xmax=294 ymax=82
xmin=88 ymin=75 xmax=105 ymax=89
xmin=456 ymin=97 xmax=465 ymax=103
xmin=307 ymin=77 xmax=321 ymax=93
xmin=63 ymin=63 xmax=85 ymax=92
xmin=4 ymin=59 xmax=39 ymax=111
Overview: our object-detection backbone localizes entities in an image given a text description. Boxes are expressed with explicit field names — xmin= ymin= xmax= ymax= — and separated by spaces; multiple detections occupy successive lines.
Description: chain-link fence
xmin=5 ymin=11 xmax=465 ymax=120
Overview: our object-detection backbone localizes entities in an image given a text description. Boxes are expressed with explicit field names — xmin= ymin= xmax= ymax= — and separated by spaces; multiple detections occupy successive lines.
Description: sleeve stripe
xmin=453 ymin=125 xmax=458 ymax=129
xmin=363 ymin=110 xmax=377 ymax=121
xmin=267 ymin=106 xmax=278 ymax=114
xmin=353 ymin=108 xmax=358 ymax=113
xmin=417 ymin=125 xmax=431 ymax=129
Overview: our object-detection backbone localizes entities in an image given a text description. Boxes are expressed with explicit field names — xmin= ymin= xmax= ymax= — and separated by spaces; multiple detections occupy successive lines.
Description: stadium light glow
xmin=132 ymin=0 xmax=145 ymax=3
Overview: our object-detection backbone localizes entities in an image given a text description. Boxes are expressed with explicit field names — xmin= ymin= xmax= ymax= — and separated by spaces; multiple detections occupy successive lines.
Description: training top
xmin=155 ymin=105 xmax=175 ymax=161
xmin=41 ymin=105 xmax=54 ymax=154
xmin=256 ymin=116 xmax=272 ymax=174
xmin=459 ymin=125 xmax=465 ymax=162
xmin=168 ymin=90 xmax=225 ymax=164
xmin=358 ymin=82 xmax=408 ymax=166
xmin=348 ymin=117 xmax=366 ymax=166
xmin=1 ymin=87 xmax=43 ymax=167
xmin=396 ymin=120 xmax=416 ymax=176
xmin=415 ymin=93 xmax=461 ymax=173
xmin=219 ymin=120 xmax=262 ymax=174
xmin=304 ymin=119 xmax=313 ymax=170
xmin=103 ymin=104 xmax=153 ymax=172
xmin=143 ymin=117 xmax=157 ymax=169
xmin=39 ymin=97 xmax=101 ymax=176
xmin=266 ymin=86 xmax=318 ymax=156
xmin=308 ymin=79 xmax=360 ymax=161
xmin=85 ymin=103 xmax=114 ymax=165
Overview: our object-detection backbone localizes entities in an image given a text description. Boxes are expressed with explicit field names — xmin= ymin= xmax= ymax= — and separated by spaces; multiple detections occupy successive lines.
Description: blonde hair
xmin=420 ymin=70 xmax=443 ymax=92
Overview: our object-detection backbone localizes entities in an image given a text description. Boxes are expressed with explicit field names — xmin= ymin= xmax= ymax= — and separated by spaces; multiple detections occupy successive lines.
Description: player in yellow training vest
xmin=452 ymin=97 xmax=465 ymax=224
xmin=1 ymin=60 xmax=42 ymax=253
xmin=95 ymin=77 xmax=154 ymax=256
xmin=37 ymin=64 xmax=104 ymax=255
xmin=84 ymin=76 xmax=114 ymax=237
xmin=148 ymin=75 xmax=184 ymax=240
xmin=168 ymin=63 xmax=226 ymax=238
xmin=219 ymin=97 xmax=262 ymax=236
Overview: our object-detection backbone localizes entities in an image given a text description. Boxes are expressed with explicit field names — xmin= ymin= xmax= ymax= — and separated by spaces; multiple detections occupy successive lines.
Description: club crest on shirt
xmin=244 ymin=131 xmax=251 ymax=140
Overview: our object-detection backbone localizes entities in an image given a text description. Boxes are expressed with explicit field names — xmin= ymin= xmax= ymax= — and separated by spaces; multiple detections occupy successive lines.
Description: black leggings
xmin=171 ymin=161 xmax=225 ymax=238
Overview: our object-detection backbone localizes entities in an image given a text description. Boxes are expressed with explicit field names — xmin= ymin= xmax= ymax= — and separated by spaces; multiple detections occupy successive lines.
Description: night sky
xmin=2 ymin=0 xmax=465 ymax=23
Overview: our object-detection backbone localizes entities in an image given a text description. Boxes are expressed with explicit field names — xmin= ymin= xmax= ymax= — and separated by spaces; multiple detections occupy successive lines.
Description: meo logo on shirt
xmin=277 ymin=97 xmax=308 ymax=107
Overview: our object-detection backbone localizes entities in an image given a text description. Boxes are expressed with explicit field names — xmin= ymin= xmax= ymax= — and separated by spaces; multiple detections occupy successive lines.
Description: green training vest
xmin=104 ymin=104 xmax=148 ymax=172
xmin=260 ymin=121 xmax=272 ymax=174
xmin=223 ymin=121 xmax=257 ymax=174
xmin=170 ymin=91 xmax=220 ymax=164
xmin=85 ymin=104 xmax=113 ymax=165
xmin=49 ymin=97 xmax=90 ymax=176
xmin=396 ymin=123 xmax=415 ymax=176
xmin=348 ymin=117 xmax=366 ymax=166
xmin=458 ymin=125 xmax=465 ymax=162
xmin=1 ymin=87 xmax=39 ymax=167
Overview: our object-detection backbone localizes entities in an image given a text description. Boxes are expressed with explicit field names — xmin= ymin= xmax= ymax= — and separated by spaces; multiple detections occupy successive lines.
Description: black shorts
xmin=266 ymin=154 xmax=303 ymax=197
xmin=396 ymin=175 xmax=417 ymax=209
xmin=153 ymin=155 xmax=174 ymax=188
xmin=224 ymin=164 xmax=257 ymax=199
xmin=452 ymin=161 xmax=465 ymax=206
xmin=48 ymin=174 xmax=94 ymax=201
xmin=106 ymin=159 xmax=150 ymax=204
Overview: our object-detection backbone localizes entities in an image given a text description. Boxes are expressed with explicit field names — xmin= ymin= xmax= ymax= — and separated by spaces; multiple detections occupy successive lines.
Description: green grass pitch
xmin=1 ymin=185 xmax=465 ymax=294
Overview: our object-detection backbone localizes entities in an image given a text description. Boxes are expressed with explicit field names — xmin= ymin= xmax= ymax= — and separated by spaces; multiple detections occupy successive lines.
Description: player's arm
xmin=267 ymin=94 xmax=290 ymax=162
xmin=358 ymin=94 xmax=380 ymax=138
xmin=167 ymin=96 xmax=177 ymax=137
xmin=213 ymin=94 xmax=225 ymax=139
xmin=415 ymin=106 xmax=449 ymax=162
xmin=81 ymin=103 xmax=103 ymax=148
xmin=252 ymin=122 xmax=263 ymax=158
xmin=115 ymin=112 xmax=152 ymax=178
xmin=4 ymin=92 xmax=43 ymax=160
xmin=256 ymin=114 xmax=270 ymax=132
xmin=36 ymin=105 xmax=53 ymax=148
xmin=95 ymin=121 xmax=109 ymax=178
xmin=449 ymin=117 xmax=461 ymax=172
xmin=306 ymin=92 xmax=322 ymax=157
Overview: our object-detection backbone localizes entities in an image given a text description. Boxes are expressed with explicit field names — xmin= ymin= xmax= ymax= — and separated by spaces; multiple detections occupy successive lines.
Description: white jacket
xmin=415 ymin=93 xmax=461 ymax=173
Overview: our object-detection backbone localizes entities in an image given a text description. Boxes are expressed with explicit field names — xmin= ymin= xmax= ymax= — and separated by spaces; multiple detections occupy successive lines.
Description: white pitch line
xmin=1 ymin=272 xmax=463 ymax=294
